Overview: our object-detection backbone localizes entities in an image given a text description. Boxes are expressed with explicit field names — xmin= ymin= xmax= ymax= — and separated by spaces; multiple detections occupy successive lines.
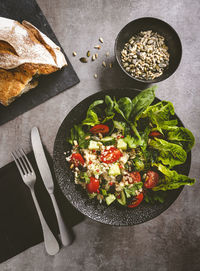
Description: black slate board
xmin=0 ymin=0 xmax=80 ymax=126
xmin=0 ymin=151 xmax=84 ymax=263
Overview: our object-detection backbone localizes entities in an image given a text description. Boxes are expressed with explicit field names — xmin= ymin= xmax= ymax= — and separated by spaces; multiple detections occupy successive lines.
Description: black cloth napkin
xmin=0 ymin=152 xmax=84 ymax=263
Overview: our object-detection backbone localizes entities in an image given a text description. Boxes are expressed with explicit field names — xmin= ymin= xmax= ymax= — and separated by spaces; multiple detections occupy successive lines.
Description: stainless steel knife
xmin=31 ymin=126 xmax=73 ymax=246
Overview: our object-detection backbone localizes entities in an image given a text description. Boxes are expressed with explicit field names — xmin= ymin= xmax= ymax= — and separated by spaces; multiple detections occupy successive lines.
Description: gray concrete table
xmin=0 ymin=0 xmax=200 ymax=270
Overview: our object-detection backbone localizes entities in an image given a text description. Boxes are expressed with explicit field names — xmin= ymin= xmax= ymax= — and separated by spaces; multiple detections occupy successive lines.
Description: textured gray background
xmin=0 ymin=0 xmax=200 ymax=270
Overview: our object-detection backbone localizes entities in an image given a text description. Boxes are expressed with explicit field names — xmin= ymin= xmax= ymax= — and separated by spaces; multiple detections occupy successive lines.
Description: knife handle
xmin=31 ymin=189 xmax=60 ymax=255
xmin=50 ymin=193 xmax=73 ymax=246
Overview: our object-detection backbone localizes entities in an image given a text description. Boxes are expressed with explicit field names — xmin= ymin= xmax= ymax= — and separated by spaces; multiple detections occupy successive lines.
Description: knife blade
xmin=31 ymin=126 xmax=73 ymax=246
xmin=31 ymin=127 xmax=54 ymax=193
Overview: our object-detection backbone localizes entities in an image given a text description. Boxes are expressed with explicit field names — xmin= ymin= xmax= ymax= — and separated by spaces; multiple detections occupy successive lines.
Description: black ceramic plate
xmin=53 ymin=89 xmax=191 ymax=226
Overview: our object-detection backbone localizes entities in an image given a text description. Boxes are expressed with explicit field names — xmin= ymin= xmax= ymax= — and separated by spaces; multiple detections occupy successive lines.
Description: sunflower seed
xmin=79 ymin=57 xmax=88 ymax=63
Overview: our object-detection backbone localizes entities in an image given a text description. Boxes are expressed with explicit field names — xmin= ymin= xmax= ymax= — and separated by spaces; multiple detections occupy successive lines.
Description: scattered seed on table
xmin=94 ymin=74 xmax=98 ymax=78
xmin=109 ymin=63 xmax=113 ymax=68
xmin=87 ymin=51 xmax=91 ymax=57
xmin=92 ymin=54 xmax=96 ymax=61
xmin=72 ymin=51 xmax=77 ymax=56
xmin=102 ymin=61 xmax=106 ymax=67
xmin=99 ymin=37 xmax=104 ymax=43
xmin=106 ymin=52 xmax=109 ymax=57
xmin=95 ymin=53 xmax=98 ymax=59
xmin=79 ymin=57 xmax=88 ymax=63
xmin=94 ymin=45 xmax=101 ymax=50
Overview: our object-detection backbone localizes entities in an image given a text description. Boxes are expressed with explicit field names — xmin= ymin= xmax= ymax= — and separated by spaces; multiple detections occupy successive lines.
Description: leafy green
xmin=166 ymin=127 xmax=195 ymax=153
xmin=82 ymin=100 xmax=104 ymax=126
xmin=144 ymin=190 xmax=166 ymax=203
xmin=124 ymin=135 xmax=138 ymax=148
xmin=139 ymin=101 xmax=175 ymax=133
xmin=117 ymin=97 xmax=133 ymax=120
xmin=105 ymin=95 xmax=114 ymax=116
xmin=68 ymin=124 xmax=89 ymax=148
xmin=124 ymin=182 xmax=143 ymax=198
xmin=149 ymin=138 xmax=187 ymax=167
xmin=113 ymin=120 xmax=127 ymax=135
xmin=117 ymin=190 xmax=126 ymax=205
xmin=152 ymin=163 xmax=196 ymax=191
xmin=131 ymin=86 xmax=156 ymax=121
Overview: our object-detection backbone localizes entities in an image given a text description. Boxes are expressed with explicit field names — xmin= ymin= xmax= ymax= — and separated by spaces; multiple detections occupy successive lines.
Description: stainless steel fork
xmin=11 ymin=149 xmax=60 ymax=255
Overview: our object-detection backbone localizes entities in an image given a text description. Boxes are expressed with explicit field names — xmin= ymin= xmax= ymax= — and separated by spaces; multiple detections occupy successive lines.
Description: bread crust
xmin=0 ymin=17 xmax=67 ymax=106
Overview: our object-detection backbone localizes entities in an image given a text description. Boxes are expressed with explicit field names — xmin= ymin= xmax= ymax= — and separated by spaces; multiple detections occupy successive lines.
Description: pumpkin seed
xmin=79 ymin=57 xmax=88 ymax=63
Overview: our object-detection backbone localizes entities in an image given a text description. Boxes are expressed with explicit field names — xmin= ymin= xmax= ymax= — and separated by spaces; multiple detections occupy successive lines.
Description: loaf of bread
xmin=0 ymin=17 xmax=67 ymax=106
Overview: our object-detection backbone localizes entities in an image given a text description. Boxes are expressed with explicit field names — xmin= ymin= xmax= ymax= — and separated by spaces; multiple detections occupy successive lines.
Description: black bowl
xmin=53 ymin=89 xmax=191 ymax=226
xmin=115 ymin=17 xmax=182 ymax=83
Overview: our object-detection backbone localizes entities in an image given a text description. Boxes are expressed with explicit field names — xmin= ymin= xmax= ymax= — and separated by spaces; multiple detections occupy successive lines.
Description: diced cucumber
xmin=109 ymin=163 xmax=121 ymax=176
xmin=117 ymin=138 xmax=127 ymax=150
xmin=88 ymin=140 xmax=99 ymax=150
xmin=117 ymin=190 xmax=126 ymax=205
xmin=101 ymin=136 xmax=115 ymax=146
xmin=105 ymin=194 xmax=116 ymax=205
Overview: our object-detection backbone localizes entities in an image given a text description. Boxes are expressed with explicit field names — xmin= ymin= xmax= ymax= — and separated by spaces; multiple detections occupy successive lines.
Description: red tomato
xmin=90 ymin=124 xmax=109 ymax=135
xmin=70 ymin=153 xmax=84 ymax=167
xmin=149 ymin=131 xmax=163 ymax=138
xmin=100 ymin=147 xmax=122 ymax=164
xmin=86 ymin=177 xmax=100 ymax=193
xmin=144 ymin=171 xmax=159 ymax=189
xmin=128 ymin=193 xmax=143 ymax=208
xmin=129 ymin=172 xmax=141 ymax=184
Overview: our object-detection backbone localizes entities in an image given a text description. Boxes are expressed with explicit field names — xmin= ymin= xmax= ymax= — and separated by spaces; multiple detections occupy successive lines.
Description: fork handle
xmin=50 ymin=193 xmax=73 ymax=246
xmin=30 ymin=190 xmax=60 ymax=255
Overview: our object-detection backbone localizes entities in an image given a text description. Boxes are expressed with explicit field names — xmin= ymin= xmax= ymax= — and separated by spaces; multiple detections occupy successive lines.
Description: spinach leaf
xmin=131 ymin=86 xmax=156 ymax=121
xmin=117 ymin=97 xmax=133 ymax=120
xmin=114 ymin=97 xmax=127 ymax=120
xmin=105 ymin=95 xmax=115 ymax=116
xmin=82 ymin=99 xmax=104 ymax=126
xmin=152 ymin=163 xmax=195 ymax=191
xmin=149 ymin=138 xmax=187 ymax=167
xmin=166 ymin=127 xmax=195 ymax=153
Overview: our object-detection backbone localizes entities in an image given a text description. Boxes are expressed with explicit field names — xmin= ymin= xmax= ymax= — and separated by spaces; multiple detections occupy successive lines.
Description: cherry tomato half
xmin=70 ymin=153 xmax=84 ymax=167
xmin=128 ymin=193 xmax=143 ymax=208
xmin=144 ymin=170 xmax=159 ymax=189
xmin=129 ymin=172 xmax=141 ymax=184
xmin=86 ymin=177 xmax=100 ymax=193
xmin=90 ymin=124 xmax=109 ymax=135
xmin=149 ymin=131 xmax=163 ymax=138
xmin=100 ymin=147 xmax=122 ymax=164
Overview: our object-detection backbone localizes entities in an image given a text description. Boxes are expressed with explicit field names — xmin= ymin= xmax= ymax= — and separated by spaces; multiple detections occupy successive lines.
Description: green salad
xmin=66 ymin=87 xmax=195 ymax=208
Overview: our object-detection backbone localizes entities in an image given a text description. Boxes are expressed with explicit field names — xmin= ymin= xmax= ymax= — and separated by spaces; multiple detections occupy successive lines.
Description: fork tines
xmin=11 ymin=149 xmax=34 ymax=177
